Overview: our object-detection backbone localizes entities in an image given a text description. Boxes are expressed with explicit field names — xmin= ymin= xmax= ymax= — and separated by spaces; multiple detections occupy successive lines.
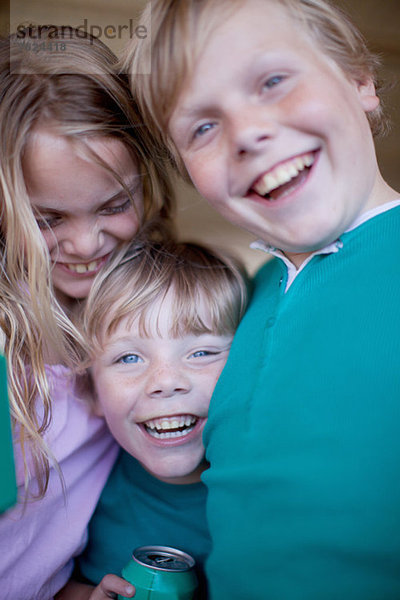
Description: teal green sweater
xmin=203 ymin=206 xmax=400 ymax=599
xmin=77 ymin=451 xmax=211 ymax=598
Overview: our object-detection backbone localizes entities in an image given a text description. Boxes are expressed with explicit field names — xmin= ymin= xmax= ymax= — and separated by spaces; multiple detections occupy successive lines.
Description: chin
xmin=153 ymin=466 xmax=191 ymax=479
xmin=147 ymin=460 xmax=202 ymax=484
xmin=56 ymin=285 xmax=91 ymax=303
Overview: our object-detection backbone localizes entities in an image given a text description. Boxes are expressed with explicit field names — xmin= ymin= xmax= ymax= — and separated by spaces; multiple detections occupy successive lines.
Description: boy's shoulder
xmin=343 ymin=201 xmax=400 ymax=251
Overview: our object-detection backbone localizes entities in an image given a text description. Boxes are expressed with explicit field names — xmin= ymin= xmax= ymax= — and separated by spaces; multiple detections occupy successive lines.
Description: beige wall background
xmin=2 ymin=0 xmax=399 ymax=274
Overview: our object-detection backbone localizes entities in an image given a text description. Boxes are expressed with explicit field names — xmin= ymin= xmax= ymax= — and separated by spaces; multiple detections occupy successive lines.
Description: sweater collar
xmin=251 ymin=199 xmax=400 ymax=290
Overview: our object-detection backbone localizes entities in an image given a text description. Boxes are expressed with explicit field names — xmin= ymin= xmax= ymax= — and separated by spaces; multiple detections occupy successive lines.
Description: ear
xmin=357 ymin=77 xmax=380 ymax=113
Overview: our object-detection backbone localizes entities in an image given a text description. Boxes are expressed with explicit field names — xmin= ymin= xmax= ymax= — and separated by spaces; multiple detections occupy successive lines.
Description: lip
xmin=138 ymin=416 xmax=207 ymax=448
xmin=54 ymin=252 xmax=111 ymax=277
xmin=246 ymin=149 xmax=320 ymax=204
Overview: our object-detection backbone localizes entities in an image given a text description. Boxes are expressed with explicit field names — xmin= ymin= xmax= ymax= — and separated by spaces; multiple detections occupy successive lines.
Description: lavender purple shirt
xmin=0 ymin=365 xmax=118 ymax=599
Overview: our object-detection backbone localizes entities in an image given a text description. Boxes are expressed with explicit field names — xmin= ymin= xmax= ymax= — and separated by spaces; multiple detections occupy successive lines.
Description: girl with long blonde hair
xmin=0 ymin=25 xmax=173 ymax=599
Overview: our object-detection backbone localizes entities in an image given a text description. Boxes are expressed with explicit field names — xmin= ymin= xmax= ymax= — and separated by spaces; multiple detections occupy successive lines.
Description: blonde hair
xmin=0 ymin=25 xmax=174 ymax=498
xmin=82 ymin=239 xmax=249 ymax=359
xmin=125 ymin=0 xmax=387 ymax=174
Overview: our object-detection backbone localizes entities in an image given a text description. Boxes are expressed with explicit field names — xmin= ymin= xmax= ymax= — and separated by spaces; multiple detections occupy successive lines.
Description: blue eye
xmin=194 ymin=122 xmax=215 ymax=139
xmin=191 ymin=350 xmax=219 ymax=359
xmin=119 ymin=353 xmax=143 ymax=364
xmin=263 ymin=75 xmax=284 ymax=89
xmin=192 ymin=350 xmax=209 ymax=358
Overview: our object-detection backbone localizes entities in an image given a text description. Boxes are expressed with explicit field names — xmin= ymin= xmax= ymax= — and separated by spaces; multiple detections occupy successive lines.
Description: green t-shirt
xmin=78 ymin=450 xmax=211 ymax=598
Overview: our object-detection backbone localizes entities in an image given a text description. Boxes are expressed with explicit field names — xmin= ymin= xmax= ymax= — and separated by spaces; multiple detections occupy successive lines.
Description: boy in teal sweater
xmin=126 ymin=1 xmax=400 ymax=598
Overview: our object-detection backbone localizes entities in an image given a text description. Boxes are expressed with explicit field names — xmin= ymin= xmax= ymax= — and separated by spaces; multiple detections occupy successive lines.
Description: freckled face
xmin=24 ymin=129 xmax=142 ymax=306
xmin=91 ymin=292 xmax=233 ymax=484
xmin=169 ymin=0 xmax=381 ymax=263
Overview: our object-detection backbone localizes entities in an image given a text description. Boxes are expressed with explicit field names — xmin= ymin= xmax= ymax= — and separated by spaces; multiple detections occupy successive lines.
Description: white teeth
xmin=287 ymin=163 xmax=299 ymax=178
xmin=303 ymin=154 xmax=314 ymax=167
xmin=253 ymin=152 xmax=315 ymax=197
xmin=76 ymin=264 xmax=88 ymax=274
xmin=294 ymin=157 xmax=305 ymax=170
xmin=147 ymin=429 xmax=195 ymax=440
xmin=143 ymin=415 xmax=198 ymax=439
xmin=263 ymin=174 xmax=279 ymax=191
xmin=276 ymin=166 xmax=289 ymax=185
xmin=145 ymin=415 xmax=196 ymax=430
xmin=67 ymin=260 xmax=99 ymax=273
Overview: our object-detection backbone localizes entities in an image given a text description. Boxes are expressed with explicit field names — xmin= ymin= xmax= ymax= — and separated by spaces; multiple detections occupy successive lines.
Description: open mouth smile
xmin=142 ymin=414 xmax=199 ymax=440
xmin=250 ymin=151 xmax=316 ymax=200
xmin=57 ymin=254 xmax=110 ymax=275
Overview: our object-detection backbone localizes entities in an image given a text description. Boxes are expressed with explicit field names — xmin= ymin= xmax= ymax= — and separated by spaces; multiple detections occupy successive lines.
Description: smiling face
xmin=24 ymin=129 xmax=142 ymax=307
xmin=169 ymin=0 xmax=385 ymax=266
xmin=91 ymin=290 xmax=233 ymax=484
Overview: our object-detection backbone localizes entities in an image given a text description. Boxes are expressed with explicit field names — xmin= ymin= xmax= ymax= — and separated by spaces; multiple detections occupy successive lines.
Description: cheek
xmin=297 ymin=79 xmax=361 ymax=137
xmin=99 ymin=398 xmax=129 ymax=432
xmin=112 ymin=213 xmax=140 ymax=241
xmin=199 ymin=368 xmax=225 ymax=405
xmin=93 ymin=378 xmax=123 ymax=418
xmin=97 ymin=376 xmax=141 ymax=422
xmin=102 ymin=411 xmax=133 ymax=450
xmin=187 ymin=156 xmax=225 ymax=204
xmin=285 ymin=73 xmax=346 ymax=126
xmin=39 ymin=229 xmax=58 ymax=255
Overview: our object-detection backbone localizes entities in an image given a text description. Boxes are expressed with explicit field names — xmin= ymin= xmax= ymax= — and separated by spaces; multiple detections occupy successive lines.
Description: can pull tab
xmin=149 ymin=555 xmax=174 ymax=566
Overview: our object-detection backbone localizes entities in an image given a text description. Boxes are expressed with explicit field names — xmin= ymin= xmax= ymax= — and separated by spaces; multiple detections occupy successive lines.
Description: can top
xmin=133 ymin=546 xmax=195 ymax=572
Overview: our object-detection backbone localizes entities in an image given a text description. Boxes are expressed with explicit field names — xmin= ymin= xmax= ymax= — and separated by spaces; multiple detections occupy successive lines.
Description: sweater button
xmin=266 ymin=317 xmax=276 ymax=328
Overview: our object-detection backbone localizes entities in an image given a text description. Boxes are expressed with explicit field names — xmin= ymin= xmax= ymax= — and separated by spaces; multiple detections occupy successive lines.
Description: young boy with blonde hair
xmin=57 ymin=238 xmax=248 ymax=600
xmin=125 ymin=1 xmax=400 ymax=598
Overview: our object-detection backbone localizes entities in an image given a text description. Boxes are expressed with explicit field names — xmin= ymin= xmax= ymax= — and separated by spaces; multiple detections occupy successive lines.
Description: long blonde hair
xmin=0 ymin=25 xmax=174 ymax=498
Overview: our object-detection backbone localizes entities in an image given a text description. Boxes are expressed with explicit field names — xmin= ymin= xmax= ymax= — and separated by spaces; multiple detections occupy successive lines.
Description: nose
xmin=229 ymin=105 xmax=276 ymax=158
xmin=145 ymin=362 xmax=192 ymax=399
xmin=60 ymin=220 xmax=105 ymax=259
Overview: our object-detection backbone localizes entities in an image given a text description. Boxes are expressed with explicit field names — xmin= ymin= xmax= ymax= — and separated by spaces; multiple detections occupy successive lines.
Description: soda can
xmin=118 ymin=545 xmax=198 ymax=600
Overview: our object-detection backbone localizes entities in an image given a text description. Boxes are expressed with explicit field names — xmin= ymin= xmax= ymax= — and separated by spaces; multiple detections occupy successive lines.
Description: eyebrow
xmin=100 ymin=337 xmax=142 ymax=356
xmin=105 ymin=335 xmax=140 ymax=347
xmin=173 ymin=102 xmax=216 ymax=124
xmin=101 ymin=188 xmax=132 ymax=207
xmin=32 ymin=205 xmax=61 ymax=217
xmin=103 ymin=177 xmax=142 ymax=205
